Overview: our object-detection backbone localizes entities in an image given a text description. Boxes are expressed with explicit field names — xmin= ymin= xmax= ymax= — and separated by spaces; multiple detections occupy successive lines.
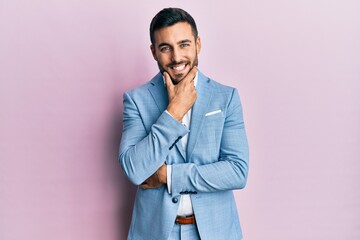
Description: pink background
xmin=1 ymin=1 xmax=359 ymax=239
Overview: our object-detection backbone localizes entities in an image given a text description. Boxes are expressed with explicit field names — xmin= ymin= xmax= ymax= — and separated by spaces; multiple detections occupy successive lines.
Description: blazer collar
xmin=148 ymin=72 xmax=168 ymax=114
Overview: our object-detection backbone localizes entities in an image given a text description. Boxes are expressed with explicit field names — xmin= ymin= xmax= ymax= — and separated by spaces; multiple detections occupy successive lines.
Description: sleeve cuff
xmin=165 ymin=110 xmax=176 ymax=120
xmin=166 ymin=164 xmax=172 ymax=194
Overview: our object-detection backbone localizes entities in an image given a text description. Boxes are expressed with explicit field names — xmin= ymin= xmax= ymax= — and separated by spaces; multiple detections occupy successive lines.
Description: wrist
xmin=166 ymin=106 xmax=184 ymax=122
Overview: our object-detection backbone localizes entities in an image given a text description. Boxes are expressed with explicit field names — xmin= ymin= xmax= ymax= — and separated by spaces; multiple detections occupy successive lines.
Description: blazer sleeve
xmin=119 ymin=91 xmax=189 ymax=185
xmin=170 ymin=89 xmax=249 ymax=194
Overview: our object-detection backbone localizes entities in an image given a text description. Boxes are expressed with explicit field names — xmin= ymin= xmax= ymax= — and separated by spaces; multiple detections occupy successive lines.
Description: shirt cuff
xmin=165 ymin=110 xmax=176 ymax=120
xmin=166 ymin=164 xmax=172 ymax=194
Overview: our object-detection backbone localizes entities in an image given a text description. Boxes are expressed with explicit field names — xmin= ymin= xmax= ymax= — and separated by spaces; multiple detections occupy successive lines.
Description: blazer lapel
xmin=186 ymin=71 xmax=213 ymax=160
xmin=148 ymin=73 xmax=168 ymax=114
xmin=148 ymin=73 xmax=186 ymax=161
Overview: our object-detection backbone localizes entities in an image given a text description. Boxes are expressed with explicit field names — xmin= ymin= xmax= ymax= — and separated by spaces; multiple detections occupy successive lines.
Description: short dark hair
xmin=150 ymin=8 xmax=198 ymax=45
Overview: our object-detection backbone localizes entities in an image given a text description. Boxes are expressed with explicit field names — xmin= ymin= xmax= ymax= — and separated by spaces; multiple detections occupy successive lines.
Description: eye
xmin=180 ymin=43 xmax=190 ymax=48
xmin=160 ymin=46 xmax=170 ymax=52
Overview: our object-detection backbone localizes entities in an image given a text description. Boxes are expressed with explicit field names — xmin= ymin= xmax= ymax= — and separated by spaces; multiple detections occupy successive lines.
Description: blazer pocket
xmin=205 ymin=109 xmax=222 ymax=117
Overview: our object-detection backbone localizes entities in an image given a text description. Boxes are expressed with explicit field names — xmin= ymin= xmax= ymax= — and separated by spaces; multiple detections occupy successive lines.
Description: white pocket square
xmin=205 ymin=109 xmax=222 ymax=117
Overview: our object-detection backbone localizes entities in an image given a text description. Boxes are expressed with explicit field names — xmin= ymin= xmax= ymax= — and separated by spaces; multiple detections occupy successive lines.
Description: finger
xmin=140 ymin=183 xmax=148 ymax=189
xmin=190 ymin=65 xmax=198 ymax=75
xmin=183 ymin=66 xmax=198 ymax=84
xmin=163 ymin=71 xmax=174 ymax=90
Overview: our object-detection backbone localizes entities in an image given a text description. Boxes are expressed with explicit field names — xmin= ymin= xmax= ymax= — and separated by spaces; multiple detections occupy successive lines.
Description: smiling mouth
xmin=171 ymin=64 xmax=186 ymax=71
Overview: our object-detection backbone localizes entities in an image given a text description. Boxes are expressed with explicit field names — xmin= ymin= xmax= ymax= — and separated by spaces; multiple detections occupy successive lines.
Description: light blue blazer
xmin=119 ymin=71 xmax=249 ymax=240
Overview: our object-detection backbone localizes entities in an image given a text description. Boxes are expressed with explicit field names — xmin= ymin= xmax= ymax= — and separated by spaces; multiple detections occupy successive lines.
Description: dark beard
xmin=157 ymin=54 xmax=199 ymax=85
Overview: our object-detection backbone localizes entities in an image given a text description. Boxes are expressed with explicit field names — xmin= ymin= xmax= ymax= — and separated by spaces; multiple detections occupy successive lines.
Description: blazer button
xmin=172 ymin=197 xmax=178 ymax=203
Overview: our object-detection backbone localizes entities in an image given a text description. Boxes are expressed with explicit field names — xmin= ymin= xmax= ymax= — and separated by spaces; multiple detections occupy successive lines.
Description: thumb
xmin=163 ymin=71 xmax=174 ymax=91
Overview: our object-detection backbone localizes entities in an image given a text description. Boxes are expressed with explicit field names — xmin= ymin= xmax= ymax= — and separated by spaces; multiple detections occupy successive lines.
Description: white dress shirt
xmin=165 ymin=72 xmax=198 ymax=217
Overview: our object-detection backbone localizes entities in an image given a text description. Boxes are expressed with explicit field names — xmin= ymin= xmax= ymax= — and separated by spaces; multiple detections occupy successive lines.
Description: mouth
xmin=170 ymin=63 xmax=187 ymax=73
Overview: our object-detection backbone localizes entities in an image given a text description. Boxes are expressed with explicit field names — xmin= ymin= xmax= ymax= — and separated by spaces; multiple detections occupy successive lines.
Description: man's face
xmin=151 ymin=22 xmax=201 ymax=84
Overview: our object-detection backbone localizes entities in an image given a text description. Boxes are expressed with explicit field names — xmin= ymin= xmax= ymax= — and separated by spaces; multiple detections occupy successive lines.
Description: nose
xmin=171 ymin=47 xmax=181 ymax=63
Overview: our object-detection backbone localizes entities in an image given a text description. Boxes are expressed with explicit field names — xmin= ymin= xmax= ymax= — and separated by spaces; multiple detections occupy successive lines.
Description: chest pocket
xmin=195 ymin=111 xmax=225 ymax=163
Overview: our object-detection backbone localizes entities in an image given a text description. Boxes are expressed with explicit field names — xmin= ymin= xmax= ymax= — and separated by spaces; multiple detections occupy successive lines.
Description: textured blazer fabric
xmin=119 ymin=71 xmax=249 ymax=240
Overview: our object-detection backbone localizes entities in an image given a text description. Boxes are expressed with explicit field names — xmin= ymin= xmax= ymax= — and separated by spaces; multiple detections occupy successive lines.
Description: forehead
xmin=153 ymin=22 xmax=194 ymax=45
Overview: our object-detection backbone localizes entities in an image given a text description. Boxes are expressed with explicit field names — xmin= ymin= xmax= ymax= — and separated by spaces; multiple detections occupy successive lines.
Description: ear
xmin=150 ymin=44 xmax=157 ymax=61
xmin=196 ymin=36 xmax=201 ymax=55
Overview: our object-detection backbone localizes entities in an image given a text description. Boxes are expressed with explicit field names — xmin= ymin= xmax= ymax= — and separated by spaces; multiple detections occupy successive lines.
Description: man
xmin=119 ymin=8 xmax=249 ymax=240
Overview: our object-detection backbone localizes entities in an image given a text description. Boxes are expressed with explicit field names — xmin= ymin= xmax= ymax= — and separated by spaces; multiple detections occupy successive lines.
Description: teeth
xmin=173 ymin=65 xmax=186 ymax=71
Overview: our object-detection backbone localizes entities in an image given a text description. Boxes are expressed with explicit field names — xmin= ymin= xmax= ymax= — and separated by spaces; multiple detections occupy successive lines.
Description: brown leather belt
xmin=175 ymin=215 xmax=196 ymax=225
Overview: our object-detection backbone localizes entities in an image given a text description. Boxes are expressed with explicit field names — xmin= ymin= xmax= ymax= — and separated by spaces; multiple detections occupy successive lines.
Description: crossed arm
xmin=119 ymin=68 xmax=249 ymax=193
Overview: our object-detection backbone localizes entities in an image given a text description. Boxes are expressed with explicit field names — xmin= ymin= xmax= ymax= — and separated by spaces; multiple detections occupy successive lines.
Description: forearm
xmin=170 ymin=88 xmax=249 ymax=194
xmin=119 ymin=107 xmax=189 ymax=185
xmin=171 ymin=157 xmax=248 ymax=195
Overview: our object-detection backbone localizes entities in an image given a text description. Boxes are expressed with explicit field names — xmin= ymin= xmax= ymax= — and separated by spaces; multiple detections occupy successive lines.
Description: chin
xmin=171 ymin=73 xmax=186 ymax=85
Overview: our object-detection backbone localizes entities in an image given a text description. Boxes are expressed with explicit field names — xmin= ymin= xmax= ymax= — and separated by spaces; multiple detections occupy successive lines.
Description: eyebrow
xmin=157 ymin=39 xmax=192 ymax=48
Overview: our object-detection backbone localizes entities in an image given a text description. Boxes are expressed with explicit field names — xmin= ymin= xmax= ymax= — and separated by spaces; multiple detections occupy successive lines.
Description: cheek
xmin=187 ymin=49 xmax=198 ymax=62
xmin=157 ymin=54 xmax=170 ymax=65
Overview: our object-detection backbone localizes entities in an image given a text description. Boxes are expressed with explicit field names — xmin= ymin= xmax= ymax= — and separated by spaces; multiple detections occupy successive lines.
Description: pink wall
xmin=1 ymin=1 xmax=359 ymax=239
